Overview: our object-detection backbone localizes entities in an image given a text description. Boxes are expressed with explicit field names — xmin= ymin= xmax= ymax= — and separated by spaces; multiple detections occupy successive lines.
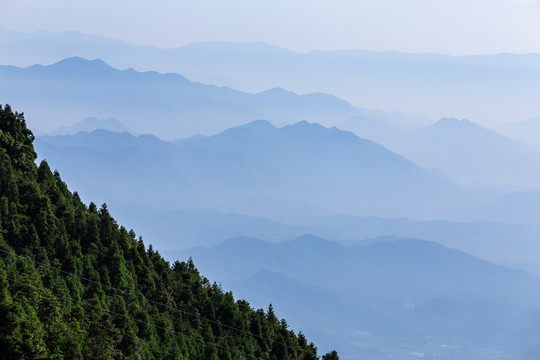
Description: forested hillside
xmin=0 ymin=104 xmax=330 ymax=359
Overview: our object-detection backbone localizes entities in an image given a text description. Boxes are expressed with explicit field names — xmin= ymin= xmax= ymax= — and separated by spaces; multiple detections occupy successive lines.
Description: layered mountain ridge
xmin=0 ymin=57 xmax=358 ymax=138
xmin=35 ymin=120 xmax=476 ymax=223
xmin=172 ymin=233 xmax=540 ymax=359
xmin=1 ymin=28 xmax=539 ymax=124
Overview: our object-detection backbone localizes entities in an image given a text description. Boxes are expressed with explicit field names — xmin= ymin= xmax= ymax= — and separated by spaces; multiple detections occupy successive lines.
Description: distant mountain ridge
xmin=0 ymin=56 xmax=359 ymax=139
xmin=339 ymin=115 xmax=540 ymax=188
xmin=174 ymin=234 xmax=540 ymax=359
xmin=36 ymin=120 xmax=483 ymax=223
xmin=35 ymin=123 xmax=540 ymax=262
xmin=392 ymin=117 xmax=540 ymax=187
xmin=41 ymin=117 xmax=137 ymax=136
xmin=1 ymin=28 xmax=539 ymax=124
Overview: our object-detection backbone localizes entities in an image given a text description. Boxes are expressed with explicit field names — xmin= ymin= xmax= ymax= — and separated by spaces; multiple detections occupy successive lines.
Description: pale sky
xmin=1 ymin=0 xmax=540 ymax=54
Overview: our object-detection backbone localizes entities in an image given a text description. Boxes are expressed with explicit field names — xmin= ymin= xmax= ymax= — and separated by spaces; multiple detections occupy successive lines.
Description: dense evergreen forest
xmin=0 ymin=104 xmax=337 ymax=360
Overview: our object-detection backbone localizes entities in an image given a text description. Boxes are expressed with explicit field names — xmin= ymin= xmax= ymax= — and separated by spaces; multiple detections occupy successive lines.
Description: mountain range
xmin=33 ymin=123 xmax=540 ymax=277
xmin=339 ymin=116 xmax=540 ymax=188
xmin=35 ymin=121 xmax=484 ymax=224
xmin=39 ymin=116 xmax=137 ymax=136
xmin=4 ymin=54 xmax=539 ymax=190
xmin=168 ymin=234 xmax=540 ymax=359
xmin=4 ymin=27 xmax=540 ymax=360
xmin=1 ymin=28 xmax=539 ymax=125
xmin=0 ymin=56 xmax=358 ymax=139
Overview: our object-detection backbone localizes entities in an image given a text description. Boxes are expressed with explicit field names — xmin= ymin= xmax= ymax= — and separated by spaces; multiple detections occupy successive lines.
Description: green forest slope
xmin=0 ymin=104 xmax=335 ymax=360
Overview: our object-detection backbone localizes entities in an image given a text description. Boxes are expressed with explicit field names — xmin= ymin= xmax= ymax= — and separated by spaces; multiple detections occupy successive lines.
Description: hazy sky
xmin=1 ymin=0 xmax=540 ymax=54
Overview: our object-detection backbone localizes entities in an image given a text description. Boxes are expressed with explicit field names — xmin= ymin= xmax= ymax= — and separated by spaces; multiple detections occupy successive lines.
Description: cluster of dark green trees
xmin=0 ymin=104 xmax=339 ymax=359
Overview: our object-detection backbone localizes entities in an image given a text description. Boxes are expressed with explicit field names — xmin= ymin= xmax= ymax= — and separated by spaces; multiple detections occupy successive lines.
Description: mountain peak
xmin=257 ymin=87 xmax=296 ymax=96
xmin=435 ymin=117 xmax=477 ymax=128
xmin=290 ymin=233 xmax=333 ymax=245
xmin=284 ymin=234 xmax=343 ymax=254
xmin=417 ymin=117 xmax=485 ymax=135
xmin=48 ymin=117 xmax=136 ymax=136
xmin=238 ymin=119 xmax=276 ymax=133
xmin=284 ymin=120 xmax=324 ymax=130
xmin=49 ymin=56 xmax=112 ymax=72
xmin=282 ymin=121 xmax=360 ymax=142
xmin=215 ymin=120 xmax=277 ymax=139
